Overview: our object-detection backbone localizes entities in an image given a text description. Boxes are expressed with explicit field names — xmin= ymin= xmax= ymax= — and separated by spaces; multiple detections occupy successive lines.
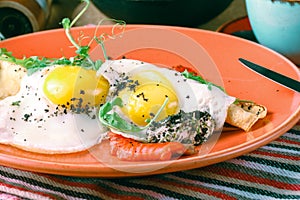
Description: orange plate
xmin=0 ymin=25 xmax=299 ymax=177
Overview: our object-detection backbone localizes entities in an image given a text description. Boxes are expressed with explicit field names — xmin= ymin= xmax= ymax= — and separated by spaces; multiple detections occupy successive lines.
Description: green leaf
xmin=99 ymin=97 xmax=144 ymax=134
xmin=182 ymin=70 xmax=225 ymax=92
xmin=0 ymin=48 xmax=13 ymax=58
xmin=11 ymin=100 xmax=21 ymax=106
xmin=0 ymin=48 xmax=16 ymax=62
xmin=94 ymin=60 xmax=103 ymax=70
xmin=52 ymin=57 xmax=72 ymax=66
xmin=182 ymin=70 xmax=208 ymax=84
xmin=98 ymin=96 xmax=170 ymax=141
xmin=61 ymin=18 xmax=71 ymax=29
xmin=76 ymin=46 xmax=90 ymax=58
xmin=99 ymin=97 xmax=123 ymax=118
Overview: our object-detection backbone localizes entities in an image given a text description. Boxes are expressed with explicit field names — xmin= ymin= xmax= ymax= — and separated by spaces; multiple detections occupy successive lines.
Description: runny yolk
xmin=125 ymin=83 xmax=179 ymax=126
xmin=43 ymin=66 xmax=109 ymax=108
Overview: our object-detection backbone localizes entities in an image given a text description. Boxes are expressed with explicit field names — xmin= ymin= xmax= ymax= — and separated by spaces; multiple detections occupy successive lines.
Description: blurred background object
xmin=245 ymin=0 xmax=300 ymax=64
xmin=46 ymin=0 xmax=79 ymax=29
xmin=73 ymin=0 xmax=246 ymax=30
xmin=0 ymin=0 xmax=247 ymax=39
xmin=91 ymin=0 xmax=233 ymax=27
xmin=0 ymin=0 xmax=52 ymax=39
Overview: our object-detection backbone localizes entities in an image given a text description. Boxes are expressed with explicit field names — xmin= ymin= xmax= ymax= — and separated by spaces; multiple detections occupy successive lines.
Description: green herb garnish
xmin=11 ymin=101 xmax=21 ymax=106
xmin=99 ymin=97 xmax=169 ymax=140
xmin=0 ymin=0 xmax=126 ymax=74
xmin=182 ymin=70 xmax=225 ymax=92
xmin=234 ymin=98 xmax=254 ymax=104
xmin=61 ymin=0 xmax=96 ymax=69
xmin=99 ymin=98 xmax=143 ymax=132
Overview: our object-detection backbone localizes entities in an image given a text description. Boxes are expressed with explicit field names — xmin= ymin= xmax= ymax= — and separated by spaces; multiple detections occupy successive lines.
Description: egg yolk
xmin=125 ymin=83 xmax=179 ymax=126
xmin=43 ymin=66 xmax=109 ymax=108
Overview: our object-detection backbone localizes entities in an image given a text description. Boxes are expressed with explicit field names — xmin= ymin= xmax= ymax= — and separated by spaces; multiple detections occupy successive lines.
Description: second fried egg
xmin=99 ymin=59 xmax=235 ymax=132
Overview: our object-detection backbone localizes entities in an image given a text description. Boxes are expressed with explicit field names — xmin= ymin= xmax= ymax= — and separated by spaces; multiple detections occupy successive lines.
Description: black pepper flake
xmin=136 ymin=92 xmax=148 ymax=102
xmin=23 ymin=113 xmax=32 ymax=122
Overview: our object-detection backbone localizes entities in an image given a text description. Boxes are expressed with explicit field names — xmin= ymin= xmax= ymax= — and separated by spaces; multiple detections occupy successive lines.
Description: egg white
xmin=0 ymin=66 xmax=108 ymax=154
xmin=99 ymin=59 xmax=235 ymax=131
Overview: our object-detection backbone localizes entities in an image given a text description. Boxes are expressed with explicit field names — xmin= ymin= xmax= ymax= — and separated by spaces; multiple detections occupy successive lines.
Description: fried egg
xmin=99 ymin=59 xmax=236 ymax=138
xmin=0 ymin=65 xmax=109 ymax=153
xmin=0 ymin=58 xmax=235 ymax=153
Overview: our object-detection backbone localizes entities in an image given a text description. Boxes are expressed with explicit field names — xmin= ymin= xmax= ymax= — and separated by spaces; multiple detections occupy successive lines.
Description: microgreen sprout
xmin=0 ymin=0 xmax=126 ymax=74
xmin=61 ymin=0 xmax=96 ymax=68
xmin=93 ymin=18 xmax=126 ymax=60
xmin=0 ymin=48 xmax=14 ymax=59
xmin=99 ymin=97 xmax=169 ymax=140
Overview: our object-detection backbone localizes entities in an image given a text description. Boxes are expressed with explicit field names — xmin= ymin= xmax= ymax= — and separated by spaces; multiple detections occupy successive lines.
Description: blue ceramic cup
xmin=245 ymin=0 xmax=300 ymax=64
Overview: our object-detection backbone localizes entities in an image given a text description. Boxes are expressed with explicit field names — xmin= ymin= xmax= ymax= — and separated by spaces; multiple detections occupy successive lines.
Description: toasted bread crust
xmin=226 ymin=102 xmax=267 ymax=132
